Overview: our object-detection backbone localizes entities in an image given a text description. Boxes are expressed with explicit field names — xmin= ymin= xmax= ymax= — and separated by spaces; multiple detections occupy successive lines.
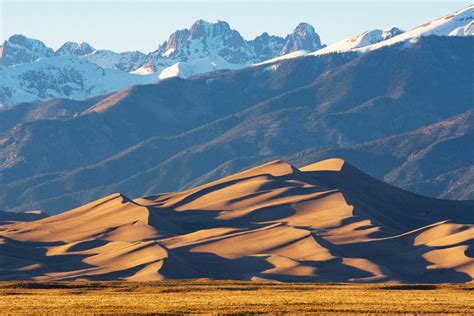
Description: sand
xmin=0 ymin=158 xmax=472 ymax=283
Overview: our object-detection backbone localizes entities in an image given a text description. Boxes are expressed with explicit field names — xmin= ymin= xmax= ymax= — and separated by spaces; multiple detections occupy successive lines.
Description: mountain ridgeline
xmin=0 ymin=21 xmax=324 ymax=107
xmin=0 ymin=36 xmax=472 ymax=214
xmin=1 ymin=21 xmax=323 ymax=68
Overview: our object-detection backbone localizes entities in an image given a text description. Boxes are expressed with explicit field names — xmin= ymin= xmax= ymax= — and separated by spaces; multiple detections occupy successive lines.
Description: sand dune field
xmin=0 ymin=158 xmax=472 ymax=282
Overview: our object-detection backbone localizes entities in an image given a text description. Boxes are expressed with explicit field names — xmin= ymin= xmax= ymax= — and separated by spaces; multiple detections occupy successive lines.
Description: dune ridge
xmin=0 ymin=158 xmax=472 ymax=283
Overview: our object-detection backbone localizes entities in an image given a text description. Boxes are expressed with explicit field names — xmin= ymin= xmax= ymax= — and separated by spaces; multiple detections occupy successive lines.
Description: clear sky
xmin=0 ymin=0 xmax=471 ymax=53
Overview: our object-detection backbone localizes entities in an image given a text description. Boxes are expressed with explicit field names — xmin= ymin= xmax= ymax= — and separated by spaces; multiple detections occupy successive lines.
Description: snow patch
xmin=158 ymin=56 xmax=247 ymax=80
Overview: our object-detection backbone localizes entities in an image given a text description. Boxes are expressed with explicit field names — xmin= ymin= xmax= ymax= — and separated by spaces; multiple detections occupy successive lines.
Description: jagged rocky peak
xmin=253 ymin=32 xmax=286 ymax=60
xmin=160 ymin=28 xmax=189 ymax=57
xmin=156 ymin=19 xmax=251 ymax=63
xmin=154 ymin=19 xmax=324 ymax=64
xmin=188 ymin=19 xmax=233 ymax=39
xmin=56 ymin=41 xmax=95 ymax=56
xmin=280 ymin=22 xmax=323 ymax=55
xmin=1 ymin=34 xmax=55 ymax=66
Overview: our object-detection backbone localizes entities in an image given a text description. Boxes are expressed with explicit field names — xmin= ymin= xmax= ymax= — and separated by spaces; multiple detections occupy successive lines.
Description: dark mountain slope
xmin=0 ymin=96 xmax=107 ymax=134
xmin=0 ymin=53 xmax=353 ymax=184
xmin=288 ymin=110 xmax=474 ymax=199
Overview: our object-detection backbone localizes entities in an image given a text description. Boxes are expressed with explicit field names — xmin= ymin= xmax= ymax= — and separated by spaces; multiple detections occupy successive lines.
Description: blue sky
xmin=1 ymin=0 xmax=470 ymax=52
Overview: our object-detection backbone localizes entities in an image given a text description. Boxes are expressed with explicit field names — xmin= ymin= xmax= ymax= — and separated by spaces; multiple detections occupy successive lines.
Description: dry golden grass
xmin=0 ymin=280 xmax=472 ymax=315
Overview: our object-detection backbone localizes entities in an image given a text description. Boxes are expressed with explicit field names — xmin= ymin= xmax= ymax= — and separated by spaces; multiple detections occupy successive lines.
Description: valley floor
xmin=0 ymin=280 xmax=472 ymax=315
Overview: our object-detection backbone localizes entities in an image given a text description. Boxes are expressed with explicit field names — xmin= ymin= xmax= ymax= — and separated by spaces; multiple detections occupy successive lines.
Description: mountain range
xmin=0 ymin=20 xmax=323 ymax=106
xmin=1 ymin=6 xmax=472 ymax=108
xmin=0 ymin=5 xmax=472 ymax=216
xmin=0 ymin=158 xmax=472 ymax=282
xmin=1 ymin=20 xmax=322 ymax=68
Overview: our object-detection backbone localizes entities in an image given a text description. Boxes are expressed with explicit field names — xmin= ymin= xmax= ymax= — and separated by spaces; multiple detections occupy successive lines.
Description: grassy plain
xmin=0 ymin=280 xmax=472 ymax=315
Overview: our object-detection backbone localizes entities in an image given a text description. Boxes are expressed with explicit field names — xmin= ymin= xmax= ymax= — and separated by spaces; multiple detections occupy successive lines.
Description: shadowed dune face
xmin=0 ymin=158 xmax=472 ymax=283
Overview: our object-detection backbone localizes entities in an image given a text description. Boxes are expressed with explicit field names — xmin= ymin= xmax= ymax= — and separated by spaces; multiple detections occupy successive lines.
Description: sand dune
xmin=0 ymin=210 xmax=47 ymax=226
xmin=0 ymin=158 xmax=472 ymax=283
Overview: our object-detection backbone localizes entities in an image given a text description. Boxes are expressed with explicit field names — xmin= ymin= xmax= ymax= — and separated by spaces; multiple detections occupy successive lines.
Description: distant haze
xmin=1 ymin=0 xmax=470 ymax=52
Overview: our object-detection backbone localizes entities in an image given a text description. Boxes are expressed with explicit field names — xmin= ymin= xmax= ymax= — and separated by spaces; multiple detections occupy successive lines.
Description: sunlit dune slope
xmin=0 ymin=158 xmax=472 ymax=283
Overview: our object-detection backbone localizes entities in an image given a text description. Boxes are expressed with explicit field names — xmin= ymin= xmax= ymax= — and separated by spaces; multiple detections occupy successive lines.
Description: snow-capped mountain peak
xmin=313 ymin=27 xmax=404 ymax=55
xmin=56 ymin=41 xmax=95 ymax=56
xmin=0 ymin=34 xmax=55 ymax=66
xmin=279 ymin=22 xmax=324 ymax=55
xmin=354 ymin=4 xmax=474 ymax=53
xmin=293 ymin=22 xmax=317 ymax=38
xmin=312 ymin=4 xmax=473 ymax=56
xmin=188 ymin=19 xmax=231 ymax=39
xmin=155 ymin=19 xmax=250 ymax=63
